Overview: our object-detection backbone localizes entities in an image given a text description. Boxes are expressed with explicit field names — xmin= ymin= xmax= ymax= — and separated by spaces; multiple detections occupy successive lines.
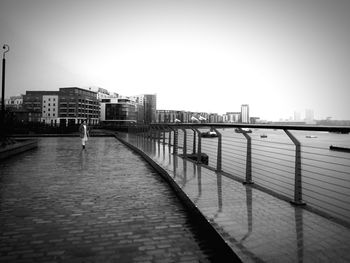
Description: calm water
xmin=173 ymin=129 xmax=350 ymax=223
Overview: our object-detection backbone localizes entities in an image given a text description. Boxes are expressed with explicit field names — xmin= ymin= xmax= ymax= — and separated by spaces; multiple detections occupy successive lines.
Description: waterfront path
xmin=0 ymin=137 xmax=237 ymax=262
xmin=117 ymin=133 xmax=350 ymax=263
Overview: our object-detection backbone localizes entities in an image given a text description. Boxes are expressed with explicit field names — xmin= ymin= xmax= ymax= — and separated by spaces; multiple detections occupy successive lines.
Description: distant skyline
xmin=1 ymin=0 xmax=350 ymax=121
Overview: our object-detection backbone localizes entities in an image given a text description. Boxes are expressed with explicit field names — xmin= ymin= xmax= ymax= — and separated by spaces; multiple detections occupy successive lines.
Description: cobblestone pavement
xmin=0 ymin=137 xmax=235 ymax=262
xmin=120 ymin=133 xmax=350 ymax=263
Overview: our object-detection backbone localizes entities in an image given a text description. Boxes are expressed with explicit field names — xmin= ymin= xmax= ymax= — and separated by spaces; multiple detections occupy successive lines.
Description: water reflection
xmin=182 ymin=158 xmax=187 ymax=187
xmin=80 ymin=149 xmax=88 ymax=170
xmin=217 ymin=173 xmax=223 ymax=213
xmin=240 ymin=186 xmax=252 ymax=243
xmin=294 ymin=207 xmax=304 ymax=263
xmin=193 ymin=165 xmax=202 ymax=203
xmin=173 ymin=154 xmax=178 ymax=178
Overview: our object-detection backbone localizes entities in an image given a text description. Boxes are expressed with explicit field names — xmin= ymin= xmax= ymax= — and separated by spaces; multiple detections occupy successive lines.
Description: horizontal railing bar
xmin=222 ymin=155 xmax=246 ymax=164
xmin=300 ymin=150 xmax=350 ymax=161
xmin=251 ymin=147 xmax=295 ymax=158
xmin=252 ymin=142 xmax=295 ymax=151
xmin=302 ymin=178 xmax=350 ymax=193
xmin=253 ymin=140 xmax=296 ymax=147
xmin=302 ymin=169 xmax=350 ymax=182
xmin=222 ymin=167 xmax=246 ymax=175
xmin=302 ymin=161 xmax=350 ymax=174
xmin=151 ymin=123 xmax=350 ymax=132
xmin=222 ymin=137 xmax=247 ymax=143
xmin=252 ymin=140 xmax=294 ymax=147
xmin=252 ymin=173 xmax=293 ymax=193
xmin=253 ymin=156 xmax=295 ymax=171
xmin=303 ymin=190 xmax=350 ymax=208
xmin=252 ymin=166 xmax=294 ymax=183
xmin=302 ymin=197 xmax=350 ymax=219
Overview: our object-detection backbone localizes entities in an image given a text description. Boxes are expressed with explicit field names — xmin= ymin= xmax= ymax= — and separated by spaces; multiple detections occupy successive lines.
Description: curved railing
xmin=127 ymin=123 xmax=350 ymax=225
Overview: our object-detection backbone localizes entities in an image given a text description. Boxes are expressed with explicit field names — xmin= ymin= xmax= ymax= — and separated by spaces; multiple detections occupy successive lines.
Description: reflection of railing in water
xmin=127 ymin=123 xmax=350 ymax=225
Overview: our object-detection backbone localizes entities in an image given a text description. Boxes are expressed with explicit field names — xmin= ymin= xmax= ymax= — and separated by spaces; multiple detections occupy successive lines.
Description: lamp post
xmin=1 ymin=44 xmax=9 ymax=130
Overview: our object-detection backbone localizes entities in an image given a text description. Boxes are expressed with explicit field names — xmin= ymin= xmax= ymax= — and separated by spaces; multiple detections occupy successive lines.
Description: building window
xmin=49 ymin=98 xmax=51 ymax=101
xmin=48 ymin=113 xmax=50 ymax=116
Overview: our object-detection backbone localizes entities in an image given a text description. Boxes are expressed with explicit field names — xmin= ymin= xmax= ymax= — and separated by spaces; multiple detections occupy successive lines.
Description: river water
xmin=172 ymin=128 xmax=350 ymax=224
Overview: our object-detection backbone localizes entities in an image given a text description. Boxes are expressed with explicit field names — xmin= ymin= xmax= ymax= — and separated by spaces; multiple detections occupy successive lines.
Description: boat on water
xmin=201 ymin=131 xmax=218 ymax=138
xmin=306 ymin=135 xmax=317 ymax=138
xmin=235 ymin=128 xmax=252 ymax=133
xmin=329 ymin=145 xmax=350 ymax=153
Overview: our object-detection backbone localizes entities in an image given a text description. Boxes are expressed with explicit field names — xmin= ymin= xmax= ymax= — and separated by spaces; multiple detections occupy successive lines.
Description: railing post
xmin=238 ymin=128 xmax=253 ymax=185
xmin=211 ymin=127 xmax=222 ymax=172
xmin=191 ymin=128 xmax=196 ymax=154
xmin=284 ymin=129 xmax=306 ymax=206
xmin=194 ymin=128 xmax=202 ymax=164
xmin=181 ymin=128 xmax=187 ymax=157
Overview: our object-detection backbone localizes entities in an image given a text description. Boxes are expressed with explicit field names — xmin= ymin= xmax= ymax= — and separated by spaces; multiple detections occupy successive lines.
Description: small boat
xmin=260 ymin=134 xmax=268 ymax=138
xmin=329 ymin=145 xmax=350 ymax=153
xmin=306 ymin=135 xmax=317 ymax=138
xmin=235 ymin=128 xmax=252 ymax=133
xmin=201 ymin=131 xmax=218 ymax=138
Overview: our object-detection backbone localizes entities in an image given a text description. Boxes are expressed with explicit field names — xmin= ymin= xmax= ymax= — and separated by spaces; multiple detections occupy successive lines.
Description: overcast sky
xmin=1 ymin=0 xmax=350 ymax=121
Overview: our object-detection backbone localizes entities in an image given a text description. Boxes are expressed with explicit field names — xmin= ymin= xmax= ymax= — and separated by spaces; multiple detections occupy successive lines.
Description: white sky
xmin=1 ymin=0 xmax=350 ymax=121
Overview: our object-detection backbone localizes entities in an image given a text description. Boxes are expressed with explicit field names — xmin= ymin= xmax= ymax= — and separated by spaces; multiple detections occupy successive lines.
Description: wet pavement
xmin=0 ymin=137 xmax=237 ymax=262
xmin=118 ymin=133 xmax=350 ymax=263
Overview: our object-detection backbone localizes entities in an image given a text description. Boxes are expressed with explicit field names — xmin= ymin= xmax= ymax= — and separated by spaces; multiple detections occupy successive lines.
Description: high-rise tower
xmin=241 ymin=104 xmax=249 ymax=123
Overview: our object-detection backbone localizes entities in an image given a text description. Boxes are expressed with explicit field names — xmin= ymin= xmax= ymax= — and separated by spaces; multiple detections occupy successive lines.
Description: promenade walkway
xmin=0 ymin=137 xmax=237 ymax=262
xmin=117 ymin=133 xmax=350 ymax=263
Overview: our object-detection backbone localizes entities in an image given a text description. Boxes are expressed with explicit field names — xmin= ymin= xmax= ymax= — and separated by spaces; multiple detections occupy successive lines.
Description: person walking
xmin=79 ymin=120 xmax=89 ymax=149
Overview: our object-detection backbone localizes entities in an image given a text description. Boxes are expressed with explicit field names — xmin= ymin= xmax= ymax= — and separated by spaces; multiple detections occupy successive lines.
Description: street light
xmin=2 ymin=44 xmax=10 ymax=132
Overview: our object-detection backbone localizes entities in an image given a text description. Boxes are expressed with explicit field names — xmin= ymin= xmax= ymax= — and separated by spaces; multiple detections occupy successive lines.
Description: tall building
xmin=241 ymin=104 xmax=249 ymax=123
xmin=131 ymin=94 xmax=157 ymax=124
xmin=58 ymin=87 xmax=99 ymax=126
xmin=305 ymin=109 xmax=315 ymax=124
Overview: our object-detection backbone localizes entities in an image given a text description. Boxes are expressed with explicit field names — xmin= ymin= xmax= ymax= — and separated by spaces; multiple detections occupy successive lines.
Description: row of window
xmin=60 ymin=114 xmax=99 ymax=118
xmin=43 ymin=98 xmax=56 ymax=103
xmin=44 ymin=113 xmax=56 ymax=117
xmin=43 ymin=108 xmax=56 ymax=112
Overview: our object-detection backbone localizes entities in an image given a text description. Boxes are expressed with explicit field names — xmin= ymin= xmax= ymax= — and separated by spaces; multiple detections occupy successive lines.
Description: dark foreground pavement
xmin=0 ymin=137 xmax=238 ymax=262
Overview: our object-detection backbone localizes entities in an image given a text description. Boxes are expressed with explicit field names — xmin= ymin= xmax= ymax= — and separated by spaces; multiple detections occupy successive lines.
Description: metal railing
xmin=126 ymin=123 xmax=350 ymax=225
